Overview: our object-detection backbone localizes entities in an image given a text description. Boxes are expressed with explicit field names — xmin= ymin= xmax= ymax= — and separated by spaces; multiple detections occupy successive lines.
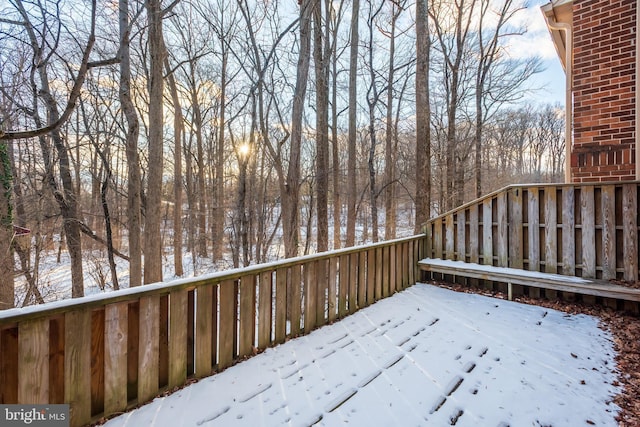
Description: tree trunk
xmin=346 ymin=0 xmax=359 ymax=247
xmin=119 ymin=0 xmax=142 ymax=286
xmin=414 ymin=0 xmax=431 ymax=231
xmin=283 ymin=0 xmax=312 ymax=258
xmin=144 ymin=0 xmax=165 ymax=284
xmin=164 ymin=57 xmax=184 ymax=277
xmin=314 ymin=0 xmax=329 ymax=253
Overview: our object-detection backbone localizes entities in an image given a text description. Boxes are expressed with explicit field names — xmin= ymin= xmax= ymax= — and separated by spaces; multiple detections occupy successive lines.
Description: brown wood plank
xmin=104 ymin=303 xmax=128 ymax=415
xmin=375 ymin=247 xmax=383 ymax=300
xmin=211 ymin=286 xmax=218 ymax=368
xmin=528 ymin=188 xmax=541 ymax=298
xmin=562 ymin=187 xmax=576 ymax=275
xmin=382 ymin=246 xmax=391 ymax=297
xmin=137 ymin=295 xmax=160 ymax=403
xmin=275 ymin=269 xmax=287 ymax=343
xmin=290 ymin=265 xmax=302 ymax=336
xmin=304 ymin=262 xmax=318 ymax=332
xmin=509 ymin=188 xmax=524 ymax=269
xmin=622 ymin=184 xmax=638 ymax=282
xmin=408 ymin=241 xmax=415 ymax=286
xmin=367 ymin=249 xmax=376 ymax=305
xmin=158 ymin=295 xmax=168 ymax=389
xmin=316 ymin=260 xmax=327 ymax=325
xmin=445 ymin=214 xmax=455 ymax=259
xmin=389 ymin=245 xmax=397 ymax=294
xmin=544 ymin=187 xmax=558 ymax=275
xmin=456 ymin=210 xmax=466 ymax=261
xmin=169 ymin=289 xmax=188 ymax=388
xmin=195 ymin=285 xmax=213 ymax=377
xmin=258 ymin=272 xmax=272 ymax=348
xmin=349 ymin=253 xmax=358 ymax=313
xmin=424 ymin=222 xmax=433 ymax=258
xmin=0 ymin=326 xmax=19 ymax=404
xmin=65 ymin=309 xmax=92 ymax=426
xmin=483 ymin=198 xmax=493 ymax=266
xmin=434 ymin=218 xmax=443 ymax=259
xmin=602 ymin=185 xmax=616 ymax=280
xmin=218 ymin=280 xmax=236 ymax=369
xmin=48 ymin=316 xmax=65 ymax=404
xmin=18 ymin=318 xmax=49 ymax=403
xmin=402 ymin=242 xmax=409 ymax=288
xmin=187 ymin=290 xmax=195 ymax=377
xmin=469 ymin=205 xmax=479 ymax=264
xmin=581 ymin=186 xmax=596 ymax=278
xmin=239 ymin=275 xmax=256 ymax=355
xmin=497 ymin=193 xmax=508 ymax=268
xmin=338 ymin=255 xmax=349 ymax=317
xmin=328 ymin=257 xmax=338 ymax=321
xmin=127 ymin=302 xmax=139 ymax=402
xmin=91 ymin=309 xmax=105 ymax=416
xmin=358 ymin=250 xmax=367 ymax=307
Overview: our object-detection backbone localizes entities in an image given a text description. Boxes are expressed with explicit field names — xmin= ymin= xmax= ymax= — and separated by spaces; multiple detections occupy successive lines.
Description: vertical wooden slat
xmin=509 ymin=188 xmax=523 ymax=269
xmin=383 ymin=246 xmax=391 ymax=296
xmin=211 ymin=286 xmax=218 ymax=368
xmin=137 ymin=296 xmax=159 ymax=403
xmin=528 ymin=188 xmax=540 ymax=271
xmin=338 ymin=255 xmax=348 ymax=317
xmin=49 ymin=316 xmax=65 ymax=404
xmin=408 ymin=241 xmax=415 ymax=286
xmin=445 ymin=214 xmax=455 ymax=259
xmin=375 ymin=247 xmax=383 ymax=299
xmin=169 ymin=290 xmax=188 ymax=388
xmin=497 ymin=193 xmax=508 ymax=268
xmin=328 ymin=258 xmax=338 ymax=321
xmin=126 ymin=302 xmax=139 ymax=402
xmin=622 ymin=184 xmax=638 ymax=282
xmin=187 ymin=290 xmax=195 ymax=377
xmin=290 ymin=265 xmax=302 ymax=336
xmin=602 ymin=185 xmax=616 ymax=280
xmin=0 ymin=326 xmax=18 ymax=404
xmin=195 ymin=284 xmax=213 ymax=377
xmin=456 ymin=210 xmax=466 ymax=261
xmin=158 ymin=296 xmax=168 ymax=389
xmin=349 ymin=253 xmax=358 ymax=313
xmin=469 ymin=205 xmax=479 ymax=264
xmin=367 ymin=248 xmax=376 ymax=304
xmin=562 ymin=187 xmax=576 ymax=275
xmin=389 ymin=245 xmax=397 ymax=294
xmin=482 ymin=198 xmax=493 ymax=266
xmin=239 ymin=275 xmax=256 ymax=355
xmin=104 ymin=303 xmax=128 ymax=415
xmin=305 ymin=262 xmax=317 ymax=332
xmin=91 ymin=309 xmax=105 ymax=416
xmin=65 ymin=309 xmax=92 ymax=426
xmin=434 ymin=218 xmax=443 ymax=259
xmin=581 ymin=186 xmax=596 ymax=278
xmin=218 ymin=280 xmax=235 ymax=369
xmin=544 ymin=187 xmax=558 ymax=274
xmin=275 ymin=269 xmax=287 ymax=343
xmin=19 ymin=318 xmax=49 ymax=403
xmin=316 ymin=260 xmax=327 ymax=325
xmin=358 ymin=250 xmax=367 ymax=306
xmin=402 ymin=242 xmax=409 ymax=288
xmin=424 ymin=222 xmax=433 ymax=258
xmin=258 ymin=272 xmax=272 ymax=348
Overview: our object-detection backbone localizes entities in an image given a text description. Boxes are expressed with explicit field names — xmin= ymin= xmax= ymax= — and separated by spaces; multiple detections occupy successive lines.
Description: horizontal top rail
xmin=0 ymin=234 xmax=425 ymax=325
xmin=420 ymin=180 xmax=640 ymax=228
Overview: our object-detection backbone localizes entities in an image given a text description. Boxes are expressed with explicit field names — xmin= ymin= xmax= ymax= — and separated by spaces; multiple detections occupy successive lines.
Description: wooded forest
xmin=0 ymin=0 xmax=565 ymax=308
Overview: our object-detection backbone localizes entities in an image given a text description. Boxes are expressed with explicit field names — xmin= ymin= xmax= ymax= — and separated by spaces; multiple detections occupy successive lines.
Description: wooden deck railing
xmin=423 ymin=182 xmax=639 ymax=290
xmin=0 ymin=235 xmax=426 ymax=426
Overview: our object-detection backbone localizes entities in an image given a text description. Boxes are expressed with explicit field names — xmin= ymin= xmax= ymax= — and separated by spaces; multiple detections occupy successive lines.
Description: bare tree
xmin=414 ymin=0 xmax=431 ymax=230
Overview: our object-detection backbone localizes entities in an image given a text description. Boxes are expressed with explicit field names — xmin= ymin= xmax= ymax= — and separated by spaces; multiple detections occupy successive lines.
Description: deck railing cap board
xmin=0 ymin=234 xmax=425 ymax=326
xmin=420 ymin=180 xmax=640 ymax=228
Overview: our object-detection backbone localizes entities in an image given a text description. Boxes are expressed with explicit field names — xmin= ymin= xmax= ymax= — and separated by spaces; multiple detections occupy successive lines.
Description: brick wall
xmin=572 ymin=0 xmax=636 ymax=182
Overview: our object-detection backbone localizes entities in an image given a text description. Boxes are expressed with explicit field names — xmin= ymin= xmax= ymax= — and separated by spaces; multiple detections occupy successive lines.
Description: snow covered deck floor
xmin=104 ymin=284 xmax=620 ymax=427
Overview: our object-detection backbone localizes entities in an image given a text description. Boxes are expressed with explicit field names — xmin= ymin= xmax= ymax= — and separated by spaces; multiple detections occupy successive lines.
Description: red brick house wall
xmin=571 ymin=0 xmax=636 ymax=182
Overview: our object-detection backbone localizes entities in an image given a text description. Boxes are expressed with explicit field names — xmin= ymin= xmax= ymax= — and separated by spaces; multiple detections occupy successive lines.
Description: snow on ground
xmin=104 ymin=284 xmax=620 ymax=427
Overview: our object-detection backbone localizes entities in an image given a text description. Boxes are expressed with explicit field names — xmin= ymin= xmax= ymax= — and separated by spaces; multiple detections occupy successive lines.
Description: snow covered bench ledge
xmin=418 ymin=258 xmax=640 ymax=304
